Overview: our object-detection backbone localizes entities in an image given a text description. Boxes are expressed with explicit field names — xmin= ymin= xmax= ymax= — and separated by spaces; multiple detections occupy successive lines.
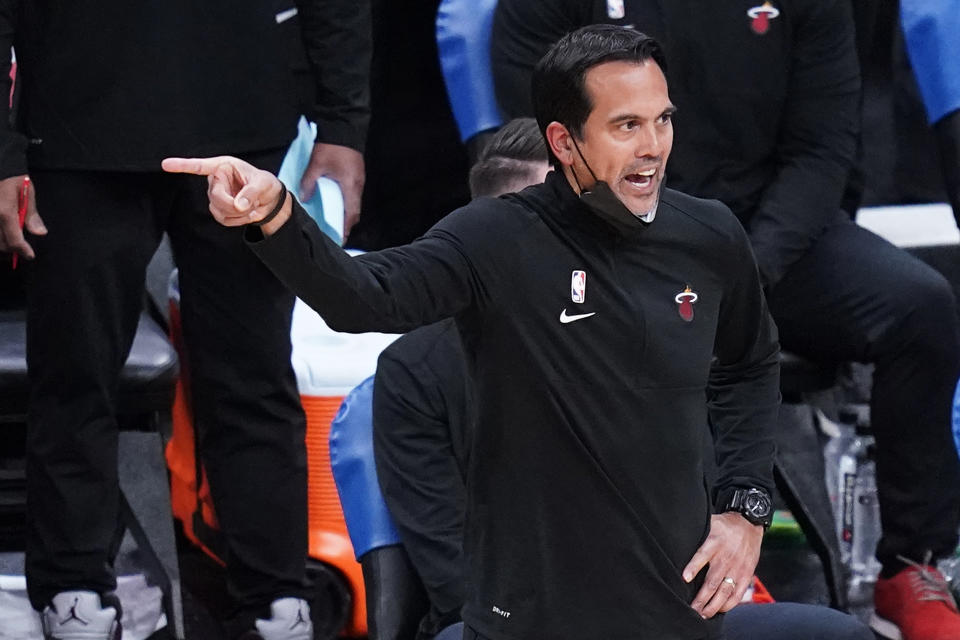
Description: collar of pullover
xmin=538 ymin=169 xmax=657 ymax=238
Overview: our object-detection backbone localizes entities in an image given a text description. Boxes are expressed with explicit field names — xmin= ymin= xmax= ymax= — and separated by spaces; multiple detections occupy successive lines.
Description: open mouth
xmin=624 ymin=167 xmax=657 ymax=190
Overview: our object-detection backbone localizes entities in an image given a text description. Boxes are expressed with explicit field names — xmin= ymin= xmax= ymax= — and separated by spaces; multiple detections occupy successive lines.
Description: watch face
xmin=744 ymin=489 xmax=772 ymax=517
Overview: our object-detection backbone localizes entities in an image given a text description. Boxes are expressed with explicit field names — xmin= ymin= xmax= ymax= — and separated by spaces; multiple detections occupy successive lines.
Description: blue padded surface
xmin=953 ymin=378 xmax=960 ymax=460
xmin=901 ymin=0 xmax=960 ymax=124
xmin=436 ymin=0 xmax=503 ymax=142
xmin=329 ymin=376 xmax=401 ymax=559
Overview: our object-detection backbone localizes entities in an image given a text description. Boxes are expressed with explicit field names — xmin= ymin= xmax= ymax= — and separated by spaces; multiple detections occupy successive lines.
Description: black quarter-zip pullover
xmin=250 ymin=170 xmax=780 ymax=639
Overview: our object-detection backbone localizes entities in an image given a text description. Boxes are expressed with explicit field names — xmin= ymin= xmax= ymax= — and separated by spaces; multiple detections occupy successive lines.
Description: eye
xmin=657 ymin=112 xmax=673 ymax=125
xmin=619 ymin=120 xmax=639 ymax=132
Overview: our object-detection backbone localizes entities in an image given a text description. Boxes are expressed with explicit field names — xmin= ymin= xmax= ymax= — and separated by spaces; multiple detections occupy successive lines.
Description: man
xmin=0 ymin=2 xmax=370 ymax=639
xmin=490 ymin=2 xmax=960 ymax=639
xmin=373 ymin=117 xmax=872 ymax=640
xmin=166 ymin=27 xmax=780 ymax=639
xmin=467 ymin=118 xmax=551 ymax=199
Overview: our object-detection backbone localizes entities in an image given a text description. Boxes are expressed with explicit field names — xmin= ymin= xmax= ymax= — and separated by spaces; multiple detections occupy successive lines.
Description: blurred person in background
xmin=0 ymin=2 xmax=370 ymax=639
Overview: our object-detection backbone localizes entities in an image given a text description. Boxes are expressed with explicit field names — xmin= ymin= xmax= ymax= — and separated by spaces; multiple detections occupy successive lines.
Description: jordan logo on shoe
xmin=290 ymin=606 xmax=309 ymax=630
xmin=59 ymin=598 xmax=90 ymax=626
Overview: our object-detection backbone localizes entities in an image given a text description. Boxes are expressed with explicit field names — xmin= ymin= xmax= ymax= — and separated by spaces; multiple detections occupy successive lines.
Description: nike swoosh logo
xmin=559 ymin=309 xmax=596 ymax=324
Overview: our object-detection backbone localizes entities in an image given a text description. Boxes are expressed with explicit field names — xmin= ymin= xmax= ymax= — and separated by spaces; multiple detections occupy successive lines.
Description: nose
xmin=635 ymin=123 xmax=662 ymax=159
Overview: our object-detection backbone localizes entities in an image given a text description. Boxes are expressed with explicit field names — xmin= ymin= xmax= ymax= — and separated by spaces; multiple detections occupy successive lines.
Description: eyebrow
xmin=609 ymin=104 xmax=678 ymax=125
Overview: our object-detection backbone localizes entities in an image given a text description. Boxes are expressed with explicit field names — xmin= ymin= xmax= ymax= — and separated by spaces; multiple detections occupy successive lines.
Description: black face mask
xmin=569 ymin=137 xmax=659 ymax=232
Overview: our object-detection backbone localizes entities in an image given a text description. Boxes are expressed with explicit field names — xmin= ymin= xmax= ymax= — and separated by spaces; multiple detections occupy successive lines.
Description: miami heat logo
xmin=747 ymin=2 xmax=780 ymax=35
xmin=675 ymin=285 xmax=698 ymax=322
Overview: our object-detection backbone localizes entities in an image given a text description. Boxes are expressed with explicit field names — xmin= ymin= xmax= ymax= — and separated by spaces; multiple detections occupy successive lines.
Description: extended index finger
xmin=161 ymin=156 xmax=239 ymax=176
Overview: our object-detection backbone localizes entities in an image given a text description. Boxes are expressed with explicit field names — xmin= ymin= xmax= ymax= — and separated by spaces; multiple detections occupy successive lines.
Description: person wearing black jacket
xmin=371 ymin=119 xmax=544 ymax=640
xmin=373 ymin=319 xmax=474 ymax=640
xmin=166 ymin=27 xmax=781 ymax=639
xmin=370 ymin=119 xmax=869 ymax=640
xmin=0 ymin=2 xmax=370 ymax=639
xmin=376 ymin=319 xmax=874 ymax=640
xmin=491 ymin=2 xmax=960 ymax=638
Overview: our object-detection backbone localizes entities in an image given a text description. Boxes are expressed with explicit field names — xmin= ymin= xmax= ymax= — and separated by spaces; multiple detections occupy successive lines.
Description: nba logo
xmin=607 ymin=0 xmax=625 ymax=19
xmin=571 ymin=270 xmax=586 ymax=304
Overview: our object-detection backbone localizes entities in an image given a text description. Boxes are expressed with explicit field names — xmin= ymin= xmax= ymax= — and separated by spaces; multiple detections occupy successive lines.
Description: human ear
xmin=545 ymin=121 xmax=575 ymax=166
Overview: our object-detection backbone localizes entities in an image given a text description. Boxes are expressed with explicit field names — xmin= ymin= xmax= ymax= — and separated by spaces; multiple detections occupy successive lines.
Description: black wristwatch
xmin=725 ymin=488 xmax=773 ymax=529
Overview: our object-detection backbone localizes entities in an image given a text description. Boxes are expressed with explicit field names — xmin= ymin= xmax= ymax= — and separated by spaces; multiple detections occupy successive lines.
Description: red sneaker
xmin=871 ymin=556 xmax=960 ymax=640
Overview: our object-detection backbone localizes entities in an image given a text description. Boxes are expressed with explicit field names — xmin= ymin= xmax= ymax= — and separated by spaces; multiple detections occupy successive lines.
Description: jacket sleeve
xmin=0 ymin=0 xmax=26 ymax=179
xmin=294 ymin=0 xmax=371 ymax=152
xmin=708 ymin=217 xmax=781 ymax=511
xmin=246 ymin=200 xmax=481 ymax=333
xmin=372 ymin=334 xmax=466 ymax=619
xmin=746 ymin=0 xmax=860 ymax=288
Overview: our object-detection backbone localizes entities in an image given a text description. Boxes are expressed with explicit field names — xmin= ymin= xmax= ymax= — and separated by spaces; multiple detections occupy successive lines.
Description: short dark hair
xmin=469 ymin=117 xmax=548 ymax=198
xmin=531 ymin=25 xmax=667 ymax=165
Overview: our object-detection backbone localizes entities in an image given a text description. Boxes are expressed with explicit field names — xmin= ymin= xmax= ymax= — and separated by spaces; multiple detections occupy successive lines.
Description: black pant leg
xmin=461 ymin=625 xmax=489 ymax=640
xmin=766 ymin=220 xmax=960 ymax=567
xmin=164 ymin=149 xmax=310 ymax=621
xmin=725 ymin=603 xmax=873 ymax=640
xmin=24 ymin=171 xmax=165 ymax=610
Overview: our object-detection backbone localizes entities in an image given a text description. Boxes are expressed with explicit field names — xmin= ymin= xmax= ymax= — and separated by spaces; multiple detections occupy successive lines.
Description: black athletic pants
xmin=460 ymin=602 xmax=874 ymax=639
xmin=23 ymin=149 xmax=311 ymax=623
xmin=767 ymin=219 xmax=960 ymax=569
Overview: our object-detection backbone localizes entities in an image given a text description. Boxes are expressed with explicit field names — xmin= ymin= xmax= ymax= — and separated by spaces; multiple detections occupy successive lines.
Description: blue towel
xmin=277 ymin=117 xmax=345 ymax=244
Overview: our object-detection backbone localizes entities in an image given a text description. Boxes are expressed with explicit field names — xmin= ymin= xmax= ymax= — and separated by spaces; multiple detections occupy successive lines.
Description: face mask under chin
xmin=579 ymin=180 xmax=660 ymax=232
xmin=568 ymin=136 xmax=659 ymax=232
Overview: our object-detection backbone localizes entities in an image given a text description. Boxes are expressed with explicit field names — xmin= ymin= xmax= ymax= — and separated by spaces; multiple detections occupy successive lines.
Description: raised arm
xmin=163 ymin=155 xmax=480 ymax=333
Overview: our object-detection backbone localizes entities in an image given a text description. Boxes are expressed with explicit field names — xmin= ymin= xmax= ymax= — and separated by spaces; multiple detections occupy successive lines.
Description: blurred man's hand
xmin=0 ymin=174 xmax=45 ymax=261
xmin=300 ymin=142 xmax=365 ymax=239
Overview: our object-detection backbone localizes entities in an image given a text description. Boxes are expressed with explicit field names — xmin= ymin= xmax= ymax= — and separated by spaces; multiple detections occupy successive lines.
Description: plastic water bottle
xmin=823 ymin=408 xmax=857 ymax=525
xmin=836 ymin=440 xmax=857 ymax=567
xmin=829 ymin=409 xmax=860 ymax=567
xmin=849 ymin=437 xmax=882 ymax=587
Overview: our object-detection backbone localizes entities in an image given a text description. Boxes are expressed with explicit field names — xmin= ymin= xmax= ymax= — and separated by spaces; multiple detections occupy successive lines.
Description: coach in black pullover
xmin=167 ymin=27 xmax=779 ymax=640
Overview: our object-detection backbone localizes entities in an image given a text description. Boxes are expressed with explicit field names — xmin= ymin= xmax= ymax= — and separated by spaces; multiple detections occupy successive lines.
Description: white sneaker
xmin=41 ymin=591 xmax=121 ymax=640
xmin=253 ymin=597 xmax=313 ymax=640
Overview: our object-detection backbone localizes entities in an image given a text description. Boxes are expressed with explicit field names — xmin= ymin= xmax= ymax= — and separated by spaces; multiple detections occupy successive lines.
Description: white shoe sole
xmin=44 ymin=622 xmax=121 ymax=640
xmin=869 ymin=613 xmax=903 ymax=640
